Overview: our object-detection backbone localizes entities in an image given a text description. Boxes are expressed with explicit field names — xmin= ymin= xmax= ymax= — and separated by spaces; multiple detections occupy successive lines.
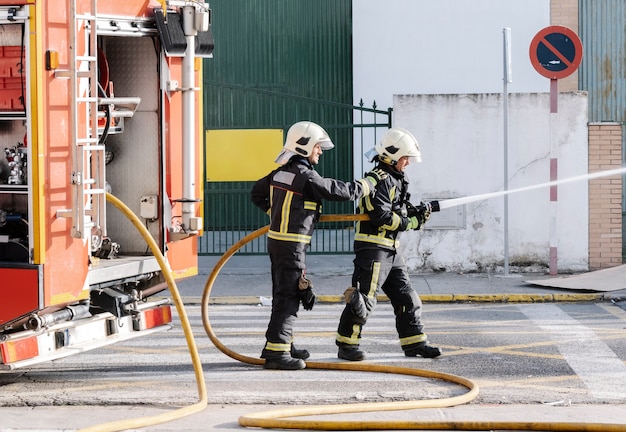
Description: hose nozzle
xmin=418 ymin=200 xmax=440 ymax=213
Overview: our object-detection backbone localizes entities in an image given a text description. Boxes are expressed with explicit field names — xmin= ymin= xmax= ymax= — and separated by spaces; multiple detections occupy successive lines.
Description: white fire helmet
xmin=374 ymin=127 xmax=422 ymax=165
xmin=275 ymin=121 xmax=335 ymax=165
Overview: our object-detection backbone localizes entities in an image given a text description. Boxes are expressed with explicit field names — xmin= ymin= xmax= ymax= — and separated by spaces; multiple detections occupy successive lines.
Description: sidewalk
xmin=176 ymin=254 xmax=626 ymax=305
xmin=3 ymin=403 xmax=626 ymax=431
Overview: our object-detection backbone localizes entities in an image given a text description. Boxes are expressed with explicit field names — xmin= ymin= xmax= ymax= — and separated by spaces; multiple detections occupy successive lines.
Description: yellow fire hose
xmin=74 ymin=201 xmax=626 ymax=432
xmin=76 ymin=193 xmax=208 ymax=432
xmin=201 ymin=214 xmax=626 ymax=432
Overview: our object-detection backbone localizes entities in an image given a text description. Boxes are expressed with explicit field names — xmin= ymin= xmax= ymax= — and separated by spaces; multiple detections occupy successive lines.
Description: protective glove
xmin=361 ymin=168 xmax=388 ymax=191
xmin=299 ymin=288 xmax=315 ymax=311
xmin=417 ymin=207 xmax=431 ymax=226
xmin=406 ymin=215 xmax=420 ymax=231
xmin=366 ymin=168 xmax=387 ymax=185
xmin=298 ymin=275 xmax=316 ymax=311
xmin=344 ymin=287 xmax=368 ymax=319
xmin=406 ymin=201 xmax=431 ymax=230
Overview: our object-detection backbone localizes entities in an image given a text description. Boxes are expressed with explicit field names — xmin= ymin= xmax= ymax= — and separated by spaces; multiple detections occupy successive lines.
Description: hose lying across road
xmin=201 ymin=214 xmax=626 ymax=432
xmin=73 ymin=202 xmax=625 ymax=432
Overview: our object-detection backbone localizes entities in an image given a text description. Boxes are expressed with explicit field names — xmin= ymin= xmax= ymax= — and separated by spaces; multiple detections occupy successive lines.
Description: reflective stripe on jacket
xmin=354 ymin=163 xmax=410 ymax=252
xmin=251 ymin=157 xmax=372 ymax=245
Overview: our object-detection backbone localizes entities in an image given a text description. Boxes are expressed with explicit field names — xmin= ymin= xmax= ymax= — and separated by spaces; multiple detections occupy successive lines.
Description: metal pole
xmin=503 ymin=28 xmax=512 ymax=275
xmin=549 ymin=79 xmax=558 ymax=275
xmin=181 ymin=5 xmax=197 ymax=230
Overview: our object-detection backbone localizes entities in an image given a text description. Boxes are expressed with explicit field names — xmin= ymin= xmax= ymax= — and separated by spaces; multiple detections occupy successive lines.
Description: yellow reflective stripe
xmin=335 ymin=323 xmax=361 ymax=346
xmin=268 ymin=230 xmax=312 ymax=243
xmin=362 ymin=194 xmax=374 ymax=212
xmin=336 ymin=334 xmax=358 ymax=345
xmin=304 ymin=200 xmax=317 ymax=211
xmin=357 ymin=178 xmax=371 ymax=196
xmin=279 ymin=191 xmax=293 ymax=233
xmin=264 ymin=342 xmax=291 ymax=352
xmin=399 ymin=333 xmax=427 ymax=347
xmin=368 ymin=262 xmax=380 ymax=298
xmin=354 ymin=232 xmax=398 ymax=248
xmin=381 ymin=212 xmax=401 ymax=231
xmin=355 ymin=200 xmax=367 ymax=234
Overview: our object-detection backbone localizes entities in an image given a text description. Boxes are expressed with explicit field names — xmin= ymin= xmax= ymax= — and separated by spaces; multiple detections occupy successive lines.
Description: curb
xmin=185 ymin=293 xmax=622 ymax=306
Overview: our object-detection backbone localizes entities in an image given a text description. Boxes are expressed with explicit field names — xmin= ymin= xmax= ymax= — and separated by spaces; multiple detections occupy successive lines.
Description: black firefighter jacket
xmin=251 ymin=157 xmax=373 ymax=251
xmin=354 ymin=163 xmax=413 ymax=252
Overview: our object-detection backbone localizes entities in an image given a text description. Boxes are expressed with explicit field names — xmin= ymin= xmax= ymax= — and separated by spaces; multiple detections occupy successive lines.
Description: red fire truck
xmin=0 ymin=0 xmax=212 ymax=369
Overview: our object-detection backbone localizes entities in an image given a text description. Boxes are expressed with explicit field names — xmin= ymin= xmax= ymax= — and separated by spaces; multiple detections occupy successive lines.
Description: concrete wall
xmin=351 ymin=0 xmax=622 ymax=272
xmin=393 ymin=92 xmax=589 ymax=273
xmin=351 ymin=0 xmax=552 ymax=177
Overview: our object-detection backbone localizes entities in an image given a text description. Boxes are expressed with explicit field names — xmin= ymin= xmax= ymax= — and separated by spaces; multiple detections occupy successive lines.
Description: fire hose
xmin=76 ymin=193 xmax=208 ymax=432
xmin=201 ymin=213 xmax=626 ymax=432
xmin=78 ymin=192 xmax=626 ymax=431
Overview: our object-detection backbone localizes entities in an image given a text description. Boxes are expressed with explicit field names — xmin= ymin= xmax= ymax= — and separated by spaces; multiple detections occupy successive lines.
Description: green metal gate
xmin=198 ymin=0 xmax=391 ymax=255
xmin=199 ymin=83 xmax=391 ymax=255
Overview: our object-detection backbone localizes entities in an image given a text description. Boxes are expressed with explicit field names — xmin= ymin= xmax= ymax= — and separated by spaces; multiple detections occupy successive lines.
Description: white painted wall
xmin=352 ymin=0 xmax=552 ymax=173
xmin=353 ymin=0 xmax=551 ymax=107
xmin=351 ymin=1 xmax=590 ymax=272
xmin=394 ymin=92 xmax=589 ymax=272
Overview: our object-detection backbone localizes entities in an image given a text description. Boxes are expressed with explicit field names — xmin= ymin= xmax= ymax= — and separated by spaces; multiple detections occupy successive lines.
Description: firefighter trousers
xmin=336 ymin=249 xmax=428 ymax=352
xmin=261 ymin=240 xmax=305 ymax=359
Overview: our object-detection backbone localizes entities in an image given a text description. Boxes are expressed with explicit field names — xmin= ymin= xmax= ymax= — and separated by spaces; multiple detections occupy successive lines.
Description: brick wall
xmin=553 ymin=1 xmax=624 ymax=268
xmin=588 ymin=123 xmax=623 ymax=270
xmin=551 ymin=0 xmax=578 ymax=92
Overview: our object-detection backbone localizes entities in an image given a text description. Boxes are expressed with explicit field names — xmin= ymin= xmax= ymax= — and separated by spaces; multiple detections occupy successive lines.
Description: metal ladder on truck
xmin=57 ymin=0 xmax=106 ymax=248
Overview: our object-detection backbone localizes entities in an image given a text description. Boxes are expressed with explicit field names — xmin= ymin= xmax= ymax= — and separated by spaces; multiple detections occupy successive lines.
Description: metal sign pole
xmin=529 ymin=26 xmax=583 ymax=276
xmin=503 ymin=28 xmax=512 ymax=276
xmin=549 ymin=79 xmax=558 ymax=276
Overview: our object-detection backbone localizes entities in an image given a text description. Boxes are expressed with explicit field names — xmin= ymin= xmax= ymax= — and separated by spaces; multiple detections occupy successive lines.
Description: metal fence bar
xmin=199 ymin=84 xmax=391 ymax=255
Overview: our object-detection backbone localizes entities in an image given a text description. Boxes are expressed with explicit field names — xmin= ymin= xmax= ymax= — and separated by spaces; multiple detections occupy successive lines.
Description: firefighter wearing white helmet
xmin=374 ymin=127 xmax=422 ymax=165
xmin=274 ymin=121 xmax=335 ymax=165
xmin=335 ymin=127 xmax=441 ymax=361
xmin=251 ymin=121 xmax=388 ymax=370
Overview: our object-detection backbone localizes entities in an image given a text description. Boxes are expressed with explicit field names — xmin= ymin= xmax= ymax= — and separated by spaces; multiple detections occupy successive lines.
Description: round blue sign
xmin=530 ymin=26 xmax=583 ymax=79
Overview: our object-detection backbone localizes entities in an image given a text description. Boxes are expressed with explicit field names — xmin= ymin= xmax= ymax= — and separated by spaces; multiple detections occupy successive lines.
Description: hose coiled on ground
xmin=201 ymin=214 xmax=626 ymax=432
xmin=201 ymin=215 xmax=479 ymax=429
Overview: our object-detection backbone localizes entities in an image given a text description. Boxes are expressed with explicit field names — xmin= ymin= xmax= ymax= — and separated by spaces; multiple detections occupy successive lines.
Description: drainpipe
xmin=181 ymin=5 xmax=198 ymax=232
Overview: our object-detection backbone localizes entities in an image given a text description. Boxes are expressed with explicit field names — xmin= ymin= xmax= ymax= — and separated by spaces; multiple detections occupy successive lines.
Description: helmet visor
xmin=410 ymin=153 xmax=422 ymax=163
xmin=318 ymin=139 xmax=334 ymax=150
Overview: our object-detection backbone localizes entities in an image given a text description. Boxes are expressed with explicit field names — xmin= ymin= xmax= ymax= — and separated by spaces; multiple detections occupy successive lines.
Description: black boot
xmin=290 ymin=343 xmax=310 ymax=360
xmin=338 ymin=346 xmax=366 ymax=361
xmin=405 ymin=342 xmax=442 ymax=358
xmin=264 ymin=356 xmax=305 ymax=370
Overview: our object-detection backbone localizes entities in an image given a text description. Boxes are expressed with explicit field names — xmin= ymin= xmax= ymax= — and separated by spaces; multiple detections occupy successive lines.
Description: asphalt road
xmin=1 ymin=301 xmax=625 ymax=411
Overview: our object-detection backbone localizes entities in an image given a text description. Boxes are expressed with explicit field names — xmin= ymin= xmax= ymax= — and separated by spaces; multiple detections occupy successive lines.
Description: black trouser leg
xmin=262 ymin=244 xmax=304 ymax=358
xmin=336 ymin=251 xmax=387 ymax=347
xmin=381 ymin=254 xmax=427 ymax=351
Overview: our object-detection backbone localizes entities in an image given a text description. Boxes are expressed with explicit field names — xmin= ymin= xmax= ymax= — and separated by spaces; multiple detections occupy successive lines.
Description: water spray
xmin=417 ymin=166 xmax=626 ymax=212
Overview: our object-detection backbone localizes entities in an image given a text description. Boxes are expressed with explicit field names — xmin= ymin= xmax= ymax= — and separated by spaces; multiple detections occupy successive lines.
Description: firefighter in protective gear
xmin=251 ymin=121 xmax=387 ymax=370
xmin=335 ymin=127 xmax=442 ymax=361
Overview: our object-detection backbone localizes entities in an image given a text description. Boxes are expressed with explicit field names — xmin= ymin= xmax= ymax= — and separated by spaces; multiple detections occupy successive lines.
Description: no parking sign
xmin=528 ymin=26 xmax=583 ymax=276
xmin=529 ymin=26 xmax=583 ymax=80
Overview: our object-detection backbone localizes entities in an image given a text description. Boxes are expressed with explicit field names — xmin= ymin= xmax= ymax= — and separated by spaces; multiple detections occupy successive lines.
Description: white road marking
xmin=519 ymin=304 xmax=626 ymax=400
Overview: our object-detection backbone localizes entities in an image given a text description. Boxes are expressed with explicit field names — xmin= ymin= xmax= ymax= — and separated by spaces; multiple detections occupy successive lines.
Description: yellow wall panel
xmin=205 ymin=129 xmax=283 ymax=182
